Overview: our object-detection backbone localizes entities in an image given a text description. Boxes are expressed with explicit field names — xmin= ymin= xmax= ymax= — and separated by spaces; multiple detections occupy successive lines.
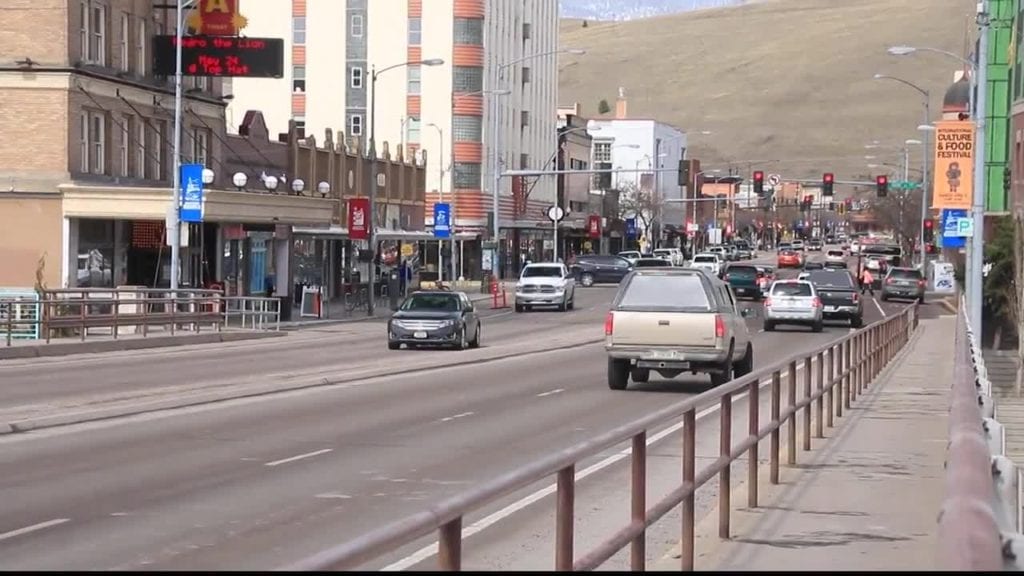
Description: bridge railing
xmin=285 ymin=305 xmax=918 ymax=571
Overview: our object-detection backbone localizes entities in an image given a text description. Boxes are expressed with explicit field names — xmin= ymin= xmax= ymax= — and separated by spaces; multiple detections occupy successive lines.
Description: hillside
xmin=559 ymin=0 xmax=745 ymax=21
xmin=557 ymin=0 xmax=977 ymax=184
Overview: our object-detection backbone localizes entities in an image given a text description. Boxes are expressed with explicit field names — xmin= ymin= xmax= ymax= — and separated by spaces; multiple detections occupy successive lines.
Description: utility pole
xmin=169 ymin=0 xmax=189 ymax=291
xmin=970 ymin=1 xmax=990 ymax=332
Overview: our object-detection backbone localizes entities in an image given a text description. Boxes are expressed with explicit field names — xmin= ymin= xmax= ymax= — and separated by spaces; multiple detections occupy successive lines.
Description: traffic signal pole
xmin=968 ymin=1 xmax=989 ymax=333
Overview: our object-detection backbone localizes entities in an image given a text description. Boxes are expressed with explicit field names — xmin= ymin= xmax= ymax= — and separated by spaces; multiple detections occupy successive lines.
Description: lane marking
xmin=0 ymin=518 xmax=70 ymax=543
xmin=264 ymin=448 xmax=333 ymax=467
xmin=536 ymin=388 xmax=565 ymax=398
xmin=872 ymin=297 xmax=887 ymax=318
xmin=440 ymin=412 xmax=474 ymax=423
xmin=382 ymin=362 xmax=817 ymax=571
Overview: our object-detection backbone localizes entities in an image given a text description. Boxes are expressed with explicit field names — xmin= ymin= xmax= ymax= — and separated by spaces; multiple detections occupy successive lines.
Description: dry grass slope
xmin=558 ymin=0 xmax=977 ymax=184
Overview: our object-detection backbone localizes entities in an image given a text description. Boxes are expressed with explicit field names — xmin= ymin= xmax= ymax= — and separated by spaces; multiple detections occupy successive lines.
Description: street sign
xmin=955 ymin=216 xmax=974 ymax=238
xmin=433 ymin=203 xmax=451 ymax=238
xmin=891 ymin=180 xmax=921 ymax=191
xmin=940 ymin=209 xmax=967 ymax=248
xmin=767 ymin=174 xmax=782 ymax=187
xmin=547 ymin=205 xmax=566 ymax=222
xmin=179 ymin=163 xmax=205 ymax=223
xmin=625 ymin=217 xmax=637 ymax=237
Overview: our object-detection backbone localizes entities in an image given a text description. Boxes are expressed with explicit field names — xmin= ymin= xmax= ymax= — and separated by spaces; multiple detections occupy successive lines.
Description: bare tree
xmin=869 ymin=188 xmax=924 ymax=255
xmin=617 ymin=181 xmax=662 ymax=241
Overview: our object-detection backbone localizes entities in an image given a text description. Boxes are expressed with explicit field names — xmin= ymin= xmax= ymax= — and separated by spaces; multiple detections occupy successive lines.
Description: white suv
xmin=515 ymin=262 xmax=576 ymax=312
xmin=653 ymin=248 xmax=684 ymax=266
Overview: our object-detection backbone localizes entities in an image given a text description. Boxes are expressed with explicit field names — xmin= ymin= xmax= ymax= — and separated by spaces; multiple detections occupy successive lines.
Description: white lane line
xmin=264 ymin=448 xmax=333 ymax=467
xmin=536 ymin=388 xmax=565 ymax=398
xmin=440 ymin=412 xmax=474 ymax=423
xmin=0 ymin=518 xmax=71 ymax=543
xmin=872 ymin=297 xmax=887 ymax=318
xmin=486 ymin=311 xmax=514 ymax=320
xmin=382 ymin=363 xmax=816 ymax=571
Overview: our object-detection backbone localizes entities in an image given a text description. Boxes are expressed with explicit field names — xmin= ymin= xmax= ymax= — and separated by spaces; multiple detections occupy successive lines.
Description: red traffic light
xmin=876 ymin=175 xmax=888 ymax=185
xmin=823 ymin=173 xmax=834 ymax=183
xmin=924 ymin=219 xmax=934 ymax=229
xmin=753 ymin=170 xmax=764 ymax=182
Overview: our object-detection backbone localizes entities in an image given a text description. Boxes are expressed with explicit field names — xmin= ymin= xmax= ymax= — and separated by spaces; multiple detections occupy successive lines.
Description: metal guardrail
xmin=940 ymin=298 xmax=1016 ymax=570
xmin=285 ymin=305 xmax=919 ymax=571
xmin=1 ymin=289 xmax=282 ymax=346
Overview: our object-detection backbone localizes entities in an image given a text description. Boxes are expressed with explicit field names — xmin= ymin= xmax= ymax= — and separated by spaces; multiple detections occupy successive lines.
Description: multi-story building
xmin=228 ymin=0 xmax=559 ymax=279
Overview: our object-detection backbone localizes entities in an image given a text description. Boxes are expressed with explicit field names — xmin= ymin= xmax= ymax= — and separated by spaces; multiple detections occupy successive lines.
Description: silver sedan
xmin=763 ymin=280 xmax=824 ymax=333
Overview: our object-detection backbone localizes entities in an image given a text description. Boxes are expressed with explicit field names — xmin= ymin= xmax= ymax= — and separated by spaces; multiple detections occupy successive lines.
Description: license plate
xmin=414 ymin=331 xmax=428 ymax=339
xmin=825 ymin=306 xmax=839 ymax=312
xmin=648 ymin=350 xmax=677 ymax=360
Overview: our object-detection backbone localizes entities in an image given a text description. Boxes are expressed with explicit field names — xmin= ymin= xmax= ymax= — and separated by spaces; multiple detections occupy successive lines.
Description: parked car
xmin=388 ymin=290 xmax=482 ymax=350
xmin=881 ymin=267 xmax=926 ymax=303
xmin=777 ymin=250 xmax=802 ymax=269
xmin=653 ymin=248 xmax=685 ymax=266
xmin=617 ymin=251 xmax=643 ymax=266
xmin=690 ymin=253 xmax=724 ymax=278
xmin=805 ymin=269 xmax=864 ymax=328
xmin=515 ymin=262 xmax=576 ymax=312
xmin=763 ymin=280 xmax=823 ymax=332
xmin=571 ymin=255 xmax=634 ymax=287
xmin=724 ymin=264 xmax=765 ymax=300
xmin=604 ymin=268 xmax=754 ymax=389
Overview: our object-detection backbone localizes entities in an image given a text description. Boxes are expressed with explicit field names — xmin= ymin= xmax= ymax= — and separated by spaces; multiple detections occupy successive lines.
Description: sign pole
xmin=170 ymin=0 xmax=188 ymax=291
xmin=969 ymin=0 xmax=989 ymax=332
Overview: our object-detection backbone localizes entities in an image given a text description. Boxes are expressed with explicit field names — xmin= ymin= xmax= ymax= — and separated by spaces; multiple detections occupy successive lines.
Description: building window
xmin=120 ymin=13 xmax=130 ymax=71
xmin=351 ymin=66 xmax=363 ymax=89
xmin=408 ymin=18 xmax=422 ymax=45
xmin=593 ymin=141 xmax=612 ymax=163
xmin=90 ymin=112 xmax=106 ymax=175
xmin=120 ymin=115 xmax=130 ymax=176
xmin=520 ymin=110 xmax=530 ymax=128
xmin=81 ymin=2 xmax=107 ymax=65
xmin=193 ymin=76 xmax=208 ymax=91
xmin=452 ymin=115 xmax=482 ymax=142
xmin=519 ymin=153 xmax=530 ymax=169
xmin=293 ymin=66 xmax=306 ymax=92
xmin=192 ymin=128 xmax=210 ymax=167
xmin=294 ymin=118 xmax=306 ymax=139
xmin=522 ymin=22 xmax=532 ymax=40
xmin=453 ymin=162 xmax=481 ymax=189
xmin=293 ymin=17 xmax=306 ymax=44
xmin=454 ymin=18 xmax=483 ymax=45
xmin=406 ymin=117 xmax=421 ymax=144
xmin=349 ymin=114 xmax=363 ymax=136
xmin=407 ymin=66 xmax=421 ymax=95
xmin=79 ymin=113 xmax=89 ymax=172
xmin=522 ymin=66 xmax=532 ymax=84
xmin=351 ymin=14 xmax=364 ymax=37
xmin=453 ymin=66 xmax=483 ymax=92
xmin=136 ymin=18 xmax=146 ymax=75
xmin=136 ymin=120 xmax=146 ymax=178
xmin=152 ymin=121 xmax=163 ymax=180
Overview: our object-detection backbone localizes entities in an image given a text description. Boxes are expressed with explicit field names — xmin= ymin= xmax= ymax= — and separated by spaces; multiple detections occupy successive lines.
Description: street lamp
xmin=426 ymin=122 xmax=451 ymax=283
xmin=169 ymin=0 xmax=200 ymax=291
xmin=366 ymin=57 xmax=444 ymax=315
xmin=231 ymin=171 xmax=247 ymax=191
xmin=290 ymin=178 xmax=305 ymax=195
xmin=317 ymin=181 xmax=331 ymax=198
xmin=490 ymin=48 xmax=586 ymax=279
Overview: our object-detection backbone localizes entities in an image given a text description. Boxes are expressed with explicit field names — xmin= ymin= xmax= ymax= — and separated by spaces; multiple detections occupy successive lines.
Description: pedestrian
xmin=860 ymin=266 xmax=875 ymax=296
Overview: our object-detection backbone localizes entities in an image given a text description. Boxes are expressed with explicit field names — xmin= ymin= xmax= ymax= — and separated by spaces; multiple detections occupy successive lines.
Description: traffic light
xmin=924 ymin=218 xmax=935 ymax=243
xmin=876 ymin=175 xmax=888 ymax=197
xmin=678 ymin=159 xmax=690 ymax=186
xmin=828 ymin=201 xmax=836 ymax=211
xmin=753 ymin=170 xmax=765 ymax=196
xmin=822 ymin=172 xmax=834 ymax=197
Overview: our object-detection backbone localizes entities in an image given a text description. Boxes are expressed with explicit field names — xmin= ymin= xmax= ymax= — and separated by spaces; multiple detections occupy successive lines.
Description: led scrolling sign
xmin=152 ymin=35 xmax=284 ymax=78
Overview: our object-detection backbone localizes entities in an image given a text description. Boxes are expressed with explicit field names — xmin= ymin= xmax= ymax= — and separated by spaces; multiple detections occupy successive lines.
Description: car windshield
xmin=807 ymin=270 xmax=855 ymax=289
xmin=694 ymin=256 xmax=717 ymax=263
xmin=521 ymin=266 xmax=563 ymax=278
xmin=620 ymin=252 xmax=640 ymax=258
xmin=400 ymin=294 xmax=461 ymax=312
xmin=888 ymin=268 xmax=922 ymax=280
xmin=772 ymin=283 xmax=813 ymax=297
xmin=733 ymin=241 xmax=750 ymax=248
xmin=827 ymin=250 xmax=844 ymax=257
xmin=618 ymin=275 xmax=711 ymax=310
xmin=778 ymin=244 xmax=791 ymax=249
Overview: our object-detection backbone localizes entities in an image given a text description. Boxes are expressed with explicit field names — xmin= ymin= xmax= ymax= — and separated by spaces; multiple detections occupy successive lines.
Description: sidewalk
xmin=680 ymin=315 xmax=953 ymax=571
xmin=0 ymin=328 xmax=285 ymax=360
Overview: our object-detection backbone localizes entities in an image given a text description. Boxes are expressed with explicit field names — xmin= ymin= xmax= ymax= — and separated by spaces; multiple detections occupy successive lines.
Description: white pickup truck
xmin=604 ymin=269 xmax=754 ymax=390
xmin=689 ymin=253 xmax=723 ymax=278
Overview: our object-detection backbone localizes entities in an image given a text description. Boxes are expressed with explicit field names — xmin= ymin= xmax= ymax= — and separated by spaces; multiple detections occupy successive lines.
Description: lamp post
xmin=873 ymin=74 xmax=932 ymax=268
xmin=490 ymin=49 xmax=585 ymax=279
xmin=426 ymin=122 xmax=446 ymax=282
xmin=366 ymin=58 xmax=444 ymax=315
xmin=169 ymin=0 xmax=200 ymax=291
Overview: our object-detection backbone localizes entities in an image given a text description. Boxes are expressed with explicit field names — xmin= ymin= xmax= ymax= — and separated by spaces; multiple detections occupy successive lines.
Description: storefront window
xmin=77 ymin=219 xmax=114 ymax=287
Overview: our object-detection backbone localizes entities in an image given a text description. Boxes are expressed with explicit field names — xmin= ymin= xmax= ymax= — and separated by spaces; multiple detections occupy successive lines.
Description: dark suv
xmin=881 ymin=267 xmax=926 ymax=303
xmin=570 ymin=255 xmax=633 ymax=287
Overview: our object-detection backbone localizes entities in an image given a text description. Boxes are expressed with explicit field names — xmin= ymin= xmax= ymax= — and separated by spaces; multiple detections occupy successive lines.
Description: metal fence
xmin=224 ymin=296 xmax=281 ymax=331
xmin=939 ymin=298 xmax=1015 ymax=570
xmin=286 ymin=305 xmax=918 ymax=571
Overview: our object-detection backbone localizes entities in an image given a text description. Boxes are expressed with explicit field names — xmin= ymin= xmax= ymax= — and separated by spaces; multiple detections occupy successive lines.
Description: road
xmin=0 ymin=253 xmax=910 ymax=570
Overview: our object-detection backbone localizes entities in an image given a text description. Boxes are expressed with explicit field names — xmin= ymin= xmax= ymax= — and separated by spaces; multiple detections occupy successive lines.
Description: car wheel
xmin=608 ymin=358 xmax=630 ymax=390
xmin=581 ymin=273 xmax=595 ymax=287
xmin=388 ymin=341 xmax=401 ymax=350
xmin=880 ymin=294 xmax=888 ymax=302
xmin=456 ymin=329 xmax=468 ymax=350
xmin=850 ymin=315 xmax=864 ymax=329
xmin=557 ymin=298 xmax=567 ymax=312
xmin=567 ymin=296 xmax=575 ymax=310
xmin=469 ymin=325 xmax=481 ymax=348
xmin=733 ymin=343 xmax=754 ymax=377
xmin=631 ymin=368 xmax=650 ymax=383
xmin=812 ymin=320 xmax=823 ymax=333
xmin=763 ymin=321 xmax=775 ymax=332
xmin=515 ymin=303 xmax=524 ymax=313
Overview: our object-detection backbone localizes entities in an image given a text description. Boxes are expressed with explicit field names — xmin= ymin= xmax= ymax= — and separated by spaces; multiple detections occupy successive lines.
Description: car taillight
xmin=764 ymin=297 xmax=773 ymax=307
xmin=724 ymin=273 xmax=731 ymax=281
xmin=917 ymin=279 xmax=926 ymax=287
xmin=812 ymin=297 xmax=822 ymax=308
xmin=715 ymin=314 xmax=726 ymax=338
xmin=852 ymin=292 xmax=859 ymax=302
xmin=604 ymin=312 xmax=614 ymax=336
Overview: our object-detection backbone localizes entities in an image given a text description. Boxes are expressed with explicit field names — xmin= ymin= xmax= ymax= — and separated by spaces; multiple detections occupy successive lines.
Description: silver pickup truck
xmin=604 ymin=268 xmax=754 ymax=390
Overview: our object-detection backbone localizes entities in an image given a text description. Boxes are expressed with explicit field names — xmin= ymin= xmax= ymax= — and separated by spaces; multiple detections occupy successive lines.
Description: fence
xmin=224 ymin=296 xmax=281 ymax=331
xmin=938 ymin=298 xmax=1018 ymax=570
xmin=286 ymin=304 xmax=918 ymax=571
xmin=0 ymin=289 xmax=41 ymax=345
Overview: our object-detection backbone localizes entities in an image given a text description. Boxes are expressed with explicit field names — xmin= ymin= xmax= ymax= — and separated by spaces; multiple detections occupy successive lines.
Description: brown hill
xmin=557 ymin=0 xmax=978 ymax=186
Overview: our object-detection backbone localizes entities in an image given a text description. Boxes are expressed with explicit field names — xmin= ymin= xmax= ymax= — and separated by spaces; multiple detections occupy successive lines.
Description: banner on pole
xmin=931 ymin=120 xmax=975 ymax=210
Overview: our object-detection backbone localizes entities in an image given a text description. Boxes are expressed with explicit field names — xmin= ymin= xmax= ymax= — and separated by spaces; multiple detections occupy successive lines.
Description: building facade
xmin=228 ymin=0 xmax=559 ymax=279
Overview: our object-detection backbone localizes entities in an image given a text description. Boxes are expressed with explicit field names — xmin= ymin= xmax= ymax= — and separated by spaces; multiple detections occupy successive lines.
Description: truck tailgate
xmin=611 ymin=311 xmax=717 ymax=347
xmin=817 ymin=288 xmax=858 ymax=308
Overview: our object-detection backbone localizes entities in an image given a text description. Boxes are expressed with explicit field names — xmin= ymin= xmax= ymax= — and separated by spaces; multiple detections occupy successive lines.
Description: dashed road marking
xmin=0 ymin=518 xmax=70 ymax=543
xmin=536 ymin=388 xmax=565 ymax=398
xmin=265 ymin=448 xmax=333 ymax=467
xmin=440 ymin=412 xmax=474 ymax=423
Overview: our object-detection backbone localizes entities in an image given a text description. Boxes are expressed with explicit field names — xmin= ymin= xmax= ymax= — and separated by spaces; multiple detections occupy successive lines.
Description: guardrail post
xmin=438 ymin=517 xmax=462 ymax=570
xmin=803 ymin=357 xmax=812 ymax=451
xmin=851 ymin=335 xmax=860 ymax=402
xmin=79 ymin=294 xmax=86 ymax=342
xmin=844 ymin=338 xmax=852 ymax=409
xmin=815 ymin=351 xmax=824 ymax=438
xmin=170 ymin=293 xmax=177 ymax=336
xmin=719 ymin=394 xmax=732 ymax=539
xmin=827 ymin=347 xmax=835 ymax=428
xmin=631 ymin=433 xmax=646 ymax=571
xmin=788 ymin=360 xmax=797 ymax=465
xmin=681 ymin=408 xmax=696 ymax=571
xmin=748 ymin=379 xmax=760 ymax=508
xmin=5 ymin=302 xmax=13 ymax=347
xmin=555 ymin=465 xmax=575 ymax=571
xmin=770 ymin=371 xmax=781 ymax=484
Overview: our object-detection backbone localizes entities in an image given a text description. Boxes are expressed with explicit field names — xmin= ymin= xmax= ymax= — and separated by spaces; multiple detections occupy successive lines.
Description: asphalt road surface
xmin=0 ymin=252 xmax=912 ymax=570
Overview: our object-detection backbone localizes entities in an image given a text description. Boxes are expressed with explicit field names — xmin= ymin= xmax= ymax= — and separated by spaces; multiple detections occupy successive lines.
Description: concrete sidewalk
xmin=679 ymin=315 xmax=953 ymax=571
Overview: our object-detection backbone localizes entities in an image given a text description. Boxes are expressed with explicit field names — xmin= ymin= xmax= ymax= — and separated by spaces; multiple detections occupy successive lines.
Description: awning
xmin=292 ymin=226 xmax=477 ymax=241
